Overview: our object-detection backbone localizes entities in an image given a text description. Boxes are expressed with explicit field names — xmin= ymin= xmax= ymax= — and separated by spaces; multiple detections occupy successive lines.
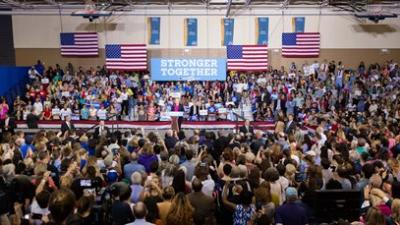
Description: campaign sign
xmin=199 ymin=110 xmax=208 ymax=116
xmin=151 ymin=58 xmax=227 ymax=81
xmin=167 ymin=111 xmax=184 ymax=117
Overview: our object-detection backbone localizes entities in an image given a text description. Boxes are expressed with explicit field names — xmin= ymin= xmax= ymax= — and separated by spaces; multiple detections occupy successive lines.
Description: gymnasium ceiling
xmin=0 ymin=0 xmax=399 ymax=13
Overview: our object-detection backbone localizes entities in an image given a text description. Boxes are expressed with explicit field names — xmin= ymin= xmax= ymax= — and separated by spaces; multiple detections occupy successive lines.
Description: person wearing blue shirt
xmin=357 ymin=97 xmax=366 ymax=112
xmin=275 ymin=188 xmax=308 ymax=225
xmin=125 ymin=78 xmax=132 ymax=88
xmin=81 ymin=106 xmax=90 ymax=120
xmin=207 ymin=102 xmax=217 ymax=121
xmin=20 ymin=141 xmax=34 ymax=159
xmin=286 ymin=97 xmax=296 ymax=116
xmin=34 ymin=60 xmax=45 ymax=75
xmin=102 ymin=100 xmax=111 ymax=108
xmin=123 ymin=152 xmax=146 ymax=180
xmin=335 ymin=69 xmax=343 ymax=90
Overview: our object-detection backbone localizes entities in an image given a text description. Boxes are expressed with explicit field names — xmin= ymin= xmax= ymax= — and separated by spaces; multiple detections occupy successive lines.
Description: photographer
xmin=70 ymin=166 xmax=102 ymax=200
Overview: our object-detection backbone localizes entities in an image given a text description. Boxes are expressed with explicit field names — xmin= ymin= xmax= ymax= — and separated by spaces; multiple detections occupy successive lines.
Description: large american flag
xmin=227 ymin=45 xmax=268 ymax=71
xmin=105 ymin=44 xmax=147 ymax=71
xmin=60 ymin=32 xmax=98 ymax=56
xmin=282 ymin=32 xmax=320 ymax=57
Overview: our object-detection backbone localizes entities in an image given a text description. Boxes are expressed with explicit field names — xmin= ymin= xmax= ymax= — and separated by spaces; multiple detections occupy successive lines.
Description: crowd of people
xmin=0 ymin=59 xmax=399 ymax=225
xmin=13 ymin=59 xmax=397 ymax=123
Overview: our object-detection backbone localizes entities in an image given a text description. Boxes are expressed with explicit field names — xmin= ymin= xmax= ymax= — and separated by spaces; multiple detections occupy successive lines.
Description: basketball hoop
xmin=84 ymin=0 xmax=96 ymax=14
xmin=367 ymin=5 xmax=384 ymax=15
xmin=71 ymin=0 xmax=112 ymax=22
xmin=354 ymin=4 xmax=397 ymax=23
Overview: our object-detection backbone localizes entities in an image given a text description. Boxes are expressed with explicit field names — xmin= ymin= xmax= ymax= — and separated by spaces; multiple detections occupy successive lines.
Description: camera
xmin=295 ymin=172 xmax=304 ymax=183
xmin=111 ymin=148 xmax=119 ymax=156
xmin=80 ymin=179 xmax=92 ymax=187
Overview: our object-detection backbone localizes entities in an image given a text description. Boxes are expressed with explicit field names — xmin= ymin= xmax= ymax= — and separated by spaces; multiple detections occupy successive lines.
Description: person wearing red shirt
xmin=39 ymin=88 xmax=47 ymax=101
xmin=29 ymin=89 xmax=36 ymax=102
xmin=42 ymin=104 xmax=52 ymax=120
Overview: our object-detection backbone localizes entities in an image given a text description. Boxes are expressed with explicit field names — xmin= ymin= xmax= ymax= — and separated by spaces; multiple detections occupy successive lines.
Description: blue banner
xmin=292 ymin=17 xmax=305 ymax=33
xmin=222 ymin=18 xmax=234 ymax=46
xmin=257 ymin=17 xmax=269 ymax=45
xmin=0 ymin=66 xmax=29 ymax=111
xmin=148 ymin=17 xmax=160 ymax=45
xmin=151 ymin=58 xmax=227 ymax=81
xmin=185 ymin=18 xmax=197 ymax=46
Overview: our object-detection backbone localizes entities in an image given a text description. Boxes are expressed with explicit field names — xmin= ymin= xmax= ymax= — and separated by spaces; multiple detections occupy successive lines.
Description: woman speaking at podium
xmin=171 ymin=98 xmax=184 ymax=132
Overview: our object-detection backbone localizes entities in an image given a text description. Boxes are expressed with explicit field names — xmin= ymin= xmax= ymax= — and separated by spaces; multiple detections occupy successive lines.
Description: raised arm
xmin=222 ymin=182 xmax=237 ymax=211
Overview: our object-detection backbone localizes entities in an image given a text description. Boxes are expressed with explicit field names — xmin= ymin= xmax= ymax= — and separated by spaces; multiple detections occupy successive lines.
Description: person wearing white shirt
xmin=97 ymin=106 xmax=108 ymax=120
xmin=60 ymin=106 xmax=72 ymax=121
xmin=192 ymin=173 xmax=215 ymax=198
xmin=41 ymin=76 xmax=50 ymax=86
xmin=120 ymin=90 xmax=129 ymax=101
xmin=23 ymin=106 xmax=31 ymax=121
xmin=30 ymin=197 xmax=51 ymax=225
xmin=289 ymin=62 xmax=296 ymax=71
xmin=312 ymin=61 xmax=320 ymax=74
xmin=235 ymin=83 xmax=245 ymax=94
xmin=318 ymin=61 xmax=328 ymax=81
xmin=52 ymin=105 xmax=61 ymax=120
xmin=33 ymin=98 xmax=43 ymax=116
xmin=62 ymin=71 xmax=73 ymax=82
xmin=109 ymin=73 xmax=118 ymax=85
xmin=108 ymin=137 xmax=120 ymax=154
xmin=120 ymin=88 xmax=129 ymax=116
xmin=288 ymin=71 xmax=296 ymax=79
xmin=28 ymin=66 xmax=41 ymax=81
xmin=302 ymin=63 xmax=310 ymax=76
xmin=316 ymin=127 xmax=327 ymax=146
xmin=369 ymin=101 xmax=378 ymax=115
xmin=61 ymin=90 xmax=70 ymax=98
xmin=256 ymin=75 xmax=267 ymax=86
xmin=89 ymin=105 xmax=97 ymax=120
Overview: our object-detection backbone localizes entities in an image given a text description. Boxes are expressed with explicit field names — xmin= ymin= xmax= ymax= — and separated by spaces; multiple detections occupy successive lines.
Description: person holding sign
xmin=199 ymin=103 xmax=208 ymax=121
xmin=218 ymin=107 xmax=227 ymax=120
xmin=171 ymin=98 xmax=184 ymax=132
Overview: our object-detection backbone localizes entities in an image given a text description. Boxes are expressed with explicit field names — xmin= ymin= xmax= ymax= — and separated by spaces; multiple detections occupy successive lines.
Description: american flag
xmin=282 ymin=32 xmax=320 ymax=57
xmin=60 ymin=32 xmax=98 ymax=56
xmin=105 ymin=44 xmax=147 ymax=71
xmin=227 ymin=45 xmax=268 ymax=71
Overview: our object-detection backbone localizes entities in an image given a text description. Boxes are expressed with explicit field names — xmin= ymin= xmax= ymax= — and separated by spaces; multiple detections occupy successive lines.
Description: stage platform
xmin=14 ymin=120 xmax=317 ymax=135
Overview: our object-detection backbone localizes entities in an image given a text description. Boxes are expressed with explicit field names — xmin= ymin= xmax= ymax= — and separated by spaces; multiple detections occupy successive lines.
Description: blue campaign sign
xmin=186 ymin=18 xmax=198 ymax=46
xmin=294 ymin=17 xmax=305 ymax=33
xmin=257 ymin=17 xmax=269 ymax=45
xmin=223 ymin=18 xmax=234 ymax=46
xmin=149 ymin=17 xmax=160 ymax=45
xmin=151 ymin=58 xmax=227 ymax=81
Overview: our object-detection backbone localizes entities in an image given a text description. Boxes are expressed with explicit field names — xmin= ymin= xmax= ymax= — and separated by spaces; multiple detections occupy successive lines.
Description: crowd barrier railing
xmin=15 ymin=120 xmax=317 ymax=132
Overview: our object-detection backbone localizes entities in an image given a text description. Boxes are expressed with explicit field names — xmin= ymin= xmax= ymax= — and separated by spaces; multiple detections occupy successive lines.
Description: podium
xmin=167 ymin=111 xmax=184 ymax=132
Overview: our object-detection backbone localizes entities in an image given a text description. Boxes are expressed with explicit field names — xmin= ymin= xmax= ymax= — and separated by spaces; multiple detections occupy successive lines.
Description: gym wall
xmin=11 ymin=7 xmax=400 ymax=69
